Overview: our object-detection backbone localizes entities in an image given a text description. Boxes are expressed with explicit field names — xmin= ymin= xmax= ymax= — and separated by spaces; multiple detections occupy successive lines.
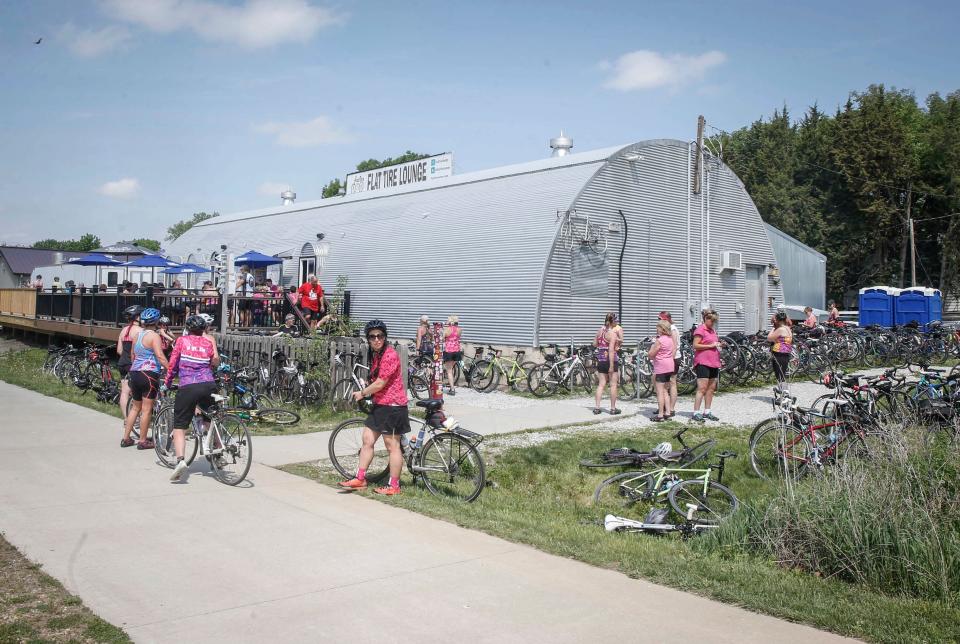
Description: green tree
xmin=31 ymin=234 xmax=101 ymax=252
xmin=321 ymin=151 xmax=431 ymax=198
xmin=132 ymin=238 xmax=162 ymax=252
xmin=166 ymin=211 xmax=219 ymax=241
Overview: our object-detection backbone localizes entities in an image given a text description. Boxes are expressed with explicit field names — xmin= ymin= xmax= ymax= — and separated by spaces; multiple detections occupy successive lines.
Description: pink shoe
xmin=373 ymin=486 xmax=401 ymax=496
xmin=338 ymin=478 xmax=367 ymax=490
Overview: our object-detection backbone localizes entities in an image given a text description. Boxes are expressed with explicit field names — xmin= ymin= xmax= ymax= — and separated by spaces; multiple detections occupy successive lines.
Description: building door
xmin=299 ymin=258 xmax=315 ymax=285
xmin=744 ymin=266 xmax=764 ymax=334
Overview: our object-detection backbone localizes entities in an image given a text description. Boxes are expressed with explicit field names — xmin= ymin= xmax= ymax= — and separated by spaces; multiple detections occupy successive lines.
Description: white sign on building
xmin=345 ymin=153 xmax=453 ymax=196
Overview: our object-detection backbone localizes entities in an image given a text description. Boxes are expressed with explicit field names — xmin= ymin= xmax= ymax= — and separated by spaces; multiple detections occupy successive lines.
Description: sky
xmin=1 ymin=0 xmax=958 ymax=248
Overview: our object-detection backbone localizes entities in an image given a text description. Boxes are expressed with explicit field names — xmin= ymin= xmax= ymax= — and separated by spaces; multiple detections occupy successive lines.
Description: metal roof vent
xmin=550 ymin=131 xmax=573 ymax=157
xmin=281 ymin=190 xmax=296 ymax=205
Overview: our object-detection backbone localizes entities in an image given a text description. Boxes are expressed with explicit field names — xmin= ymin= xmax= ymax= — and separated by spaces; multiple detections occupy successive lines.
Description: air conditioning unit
xmin=719 ymin=251 xmax=743 ymax=272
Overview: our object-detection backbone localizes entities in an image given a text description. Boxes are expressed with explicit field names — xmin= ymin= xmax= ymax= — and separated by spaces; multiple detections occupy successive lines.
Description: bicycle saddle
xmin=416 ymin=399 xmax=444 ymax=412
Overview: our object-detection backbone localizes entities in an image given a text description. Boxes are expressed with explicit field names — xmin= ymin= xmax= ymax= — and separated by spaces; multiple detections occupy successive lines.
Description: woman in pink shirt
xmin=803 ymin=306 xmax=818 ymax=329
xmin=692 ymin=310 xmax=722 ymax=422
xmin=442 ymin=315 xmax=462 ymax=395
xmin=647 ymin=320 xmax=675 ymax=422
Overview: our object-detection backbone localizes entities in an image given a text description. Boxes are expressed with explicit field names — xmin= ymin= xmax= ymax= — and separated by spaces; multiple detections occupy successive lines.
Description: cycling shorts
xmin=128 ymin=370 xmax=160 ymax=401
xmin=694 ymin=365 xmax=720 ymax=380
xmin=173 ymin=382 xmax=217 ymax=429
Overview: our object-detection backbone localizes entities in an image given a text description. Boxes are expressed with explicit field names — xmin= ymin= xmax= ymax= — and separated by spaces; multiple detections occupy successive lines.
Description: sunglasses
xmin=367 ymin=333 xmax=385 ymax=340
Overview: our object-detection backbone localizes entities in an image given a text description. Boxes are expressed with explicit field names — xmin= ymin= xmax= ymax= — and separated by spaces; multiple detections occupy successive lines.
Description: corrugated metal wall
xmin=765 ymin=223 xmax=826 ymax=308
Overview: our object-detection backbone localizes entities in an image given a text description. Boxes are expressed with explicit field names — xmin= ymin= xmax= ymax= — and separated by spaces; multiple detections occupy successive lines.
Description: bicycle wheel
xmin=678 ymin=439 xmax=717 ymax=467
xmin=667 ymin=479 xmax=739 ymax=523
xmin=59 ymin=360 xmax=81 ymax=385
xmin=407 ymin=374 xmax=431 ymax=400
xmin=527 ymin=363 xmax=559 ymax=397
xmin=327 ymin=418 xmax=390 ymax=482
xmin=154 ymin=407 xmax=198 ymax=468
xmin=749 ymin=421 xmax=810 ymax=480
xmin=210 ymin=415 xmax=252 ymax=486
xmin=591 ymin=471 xmax=654 ymax=508
xmin=470 ymin=360 xmax=498 ymax=393
xmin=570 ymin=364 xmax=595 ymax=395
xmin=418 ymin=433 xmax=486 ymax=502
xmin=618 ymin=363 xmax=637 ymax=400
xmin=330 ymin=377 xmax=361 ymax=412
xmin=255 ymin=408 xmax=301 ymax=426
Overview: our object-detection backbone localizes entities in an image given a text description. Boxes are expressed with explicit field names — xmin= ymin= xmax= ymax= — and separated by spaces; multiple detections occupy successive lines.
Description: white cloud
xmin=258 ymin=181 xmax=293 ymax=197
xmin=602 ymin=50 xmax=727 ymax=91
xmin=100 ymin=0 xmax=342 ymax=48
xmin=59 ymin=23 xmax=131 ymax=57
xmin=98 ymin=178 xmax=140 ymax=199
xmin=255 ymin=116 xmax=351 ymax=147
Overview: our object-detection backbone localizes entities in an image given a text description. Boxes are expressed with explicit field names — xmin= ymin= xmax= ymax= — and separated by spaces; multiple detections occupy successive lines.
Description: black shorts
xmin=128 ymin=370 xmax=160 ymax=401
xmin=300 ymin=307 xmax=317 ymax=320
xmin=655 ymin=373 xmax=672 ymax=383
xmin=442 ymin=351 xmax=462 ymax=363
xmin=364 ymin=404 xmax=411 ymax=435
xmin=173 ymin=382 xmax=217 ymax=429
xmin=596 ymin=361 xmax=619 ymax=375
xmin=672 ymin=358 xmax=680 ymax=376
xmin=118 ymin=364 xmax=130 ymax=379
xmin=694 ymin=365 xmax=720 ymax=380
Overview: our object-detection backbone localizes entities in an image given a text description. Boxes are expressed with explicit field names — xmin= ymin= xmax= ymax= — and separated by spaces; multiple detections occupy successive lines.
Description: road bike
xmin=470 ymin=346 xmax=537 ymax=393
xmin=327 ymin=399 xmax=486 ymax=502
xmin=592 ymin=450 xmax=739 ymax=523
xmin=527 ymin=342 xmax=595 ymax=397
xmin=154 ymin=393 xmax=252 ymax=485
xmin=578 ymin=428 xmax=715 ymax=469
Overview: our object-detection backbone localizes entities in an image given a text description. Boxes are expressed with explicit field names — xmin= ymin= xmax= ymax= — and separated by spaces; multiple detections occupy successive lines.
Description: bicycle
xmin=592 ymin=450 xmax=739 ymax=523
xmin=578 ymin=428 xmax=715 ymax=469
xmin=527 ymin=341 xmax=595 ymax=397
xmin=603 ymin=505 xmax=720 ymax=539
xmin=154 ymin=393 xmax=252 ymax=485
xmin=470 ymin=346 xmax=537 ymax=393
xmin=327 ymin=399 xmax=486 ymax=502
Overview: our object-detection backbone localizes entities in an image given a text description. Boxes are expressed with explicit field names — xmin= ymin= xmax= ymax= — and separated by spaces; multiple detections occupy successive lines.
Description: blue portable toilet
xmin=895 ymin=288 xmax=928 ymax=327
xmin=858 ymin=286 xmax=899 ymax=327
xmin=928 ymin=288 xmax=942 ymax=324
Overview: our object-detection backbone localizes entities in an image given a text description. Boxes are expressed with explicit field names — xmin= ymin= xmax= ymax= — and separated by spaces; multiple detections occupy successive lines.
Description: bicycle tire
xmin=407 ymin=374 xmax=431 ymax=401
xmin=578 ymin=457 xmax=637 ymax=468
xmin=618 ymin=363 xmax=637 ymax=400
xmin=749 ymin=421 xmax=810 ymax=480
xmin=678 ymin=439 xmax=716 ymax=467
xmin=330 ymin=377 xmax=361 ymax=412
xmin=154 ymin=407 xmax=198 ymax=468
xmin=418 ymin=432 xmax=486 ymax=502
xmin=470 ymin=360 xmax=498 ymax=393
xmin=514 ymin=361 xmax=539 ymax=393
xmin=255 ymin=408 xmax=301 ymax=426
xmin=327 ymin=418 xmax=390 ymax=482
xmin=667 ymin=479 xmax=739 ymax=524
xmin=210 ymin=415 xmax=252 ymax=486
xmin=527 ymin=363 xmax=559 ymax=397
xmin=591 ymin=471 xmax=654 ymax=507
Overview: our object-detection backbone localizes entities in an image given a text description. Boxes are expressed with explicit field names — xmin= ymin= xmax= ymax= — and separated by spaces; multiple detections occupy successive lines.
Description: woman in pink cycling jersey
xmin=442 ymin=315 xmax=461 ymax=395
xmin=691 ymin=310 xmax=722 ymax=423
xmin=164 ymin=315 xmax=220 ymax=482
xmin=648 ymin=320 xmax=675 ymax=422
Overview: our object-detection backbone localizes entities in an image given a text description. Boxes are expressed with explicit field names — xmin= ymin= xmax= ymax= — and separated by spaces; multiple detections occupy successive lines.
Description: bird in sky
xmin=34 ymin=38 xmax=42 ymax=45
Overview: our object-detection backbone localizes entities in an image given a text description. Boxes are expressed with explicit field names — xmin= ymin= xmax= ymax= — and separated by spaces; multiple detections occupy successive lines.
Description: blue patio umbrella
xmin=160 ymin=263 xmax=211 ymax=288
xmin=122 ymin=255 xmax=181 ymax=283
xmin=234 ymin=250 xmax=283 ymax=268
xmin=67 ymin=253 xmax=122 ymax=287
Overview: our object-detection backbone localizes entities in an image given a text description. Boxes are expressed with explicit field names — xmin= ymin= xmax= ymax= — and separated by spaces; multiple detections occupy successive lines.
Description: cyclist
xmin=691 ymin=310 xmax=721 ymax=423
xmin=768 ymin=311 xmax=793 ymax=394
xmin=116 ymin=305 xmax=143 ymax=423
xmin=164 ymin=315 xmax=220 ymax=482
xmin=593 ymin=312 xmax=623 ymax=415
xmin=658 ymin=311 xmax=680 ymax=418
xmin=803 ymin=306 xmax=818 ymax=329
xmin=339 ymin=320 xmax=410 ymax=495
xmin=272 ymin=313 xmax=300 ymax=337
xmin=121 ymin=308 xmax=169 ymax=449
xmin=157 ymin=316 xmax=176 ymax=357
xmin=443 ymin=315 xmax=461 ymax=395
xmin=415 ymin=315 xmax=433 ymax=359
xmin=648 ymin=320 xmax=675 ymax=422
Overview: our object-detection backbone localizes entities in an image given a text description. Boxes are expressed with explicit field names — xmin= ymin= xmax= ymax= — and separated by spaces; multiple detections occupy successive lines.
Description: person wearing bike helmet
xmin=164 ymin=315 xmax=220 ymax=481
xmin=338 ymin=319 xmax=409 ymax=496
xmin=117 ymin=305 xmax=143 ymax=423
xmin=122 ymin=308 xmax=169 ymax=449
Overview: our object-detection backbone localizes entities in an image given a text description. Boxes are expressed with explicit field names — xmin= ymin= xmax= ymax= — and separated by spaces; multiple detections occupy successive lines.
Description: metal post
xmin=909 ymin=217 xmax=917 ymax=287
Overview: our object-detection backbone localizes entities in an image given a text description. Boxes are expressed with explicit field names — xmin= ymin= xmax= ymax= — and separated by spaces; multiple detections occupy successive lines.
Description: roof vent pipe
xmin=281 ymin=190 xmax=296 ymax=205
xmin=550 ymin=131 xmax=573 ymax=157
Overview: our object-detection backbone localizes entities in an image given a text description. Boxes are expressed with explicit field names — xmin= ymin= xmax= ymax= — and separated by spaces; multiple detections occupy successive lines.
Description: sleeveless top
xmin=165 ymin=335 xmax=216 ymax=387
xmin=131 ymin=329 xmax=161 ymax=373
xmin=653 ymin=335 xmax=675 ymax=374
xmin=772 ymin=329 xmax=793 ymax=354
xmin=118 ymin=324 xmax=136 ymax=368
xmin=595 ymin=325 xmax=620 ymax=363
xmin=444 ymin=325 xmax=461 ymax=352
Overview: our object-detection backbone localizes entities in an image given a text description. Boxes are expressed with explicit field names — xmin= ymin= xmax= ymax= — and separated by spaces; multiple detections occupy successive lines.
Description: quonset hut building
xmin=167 ymin=139 xmax=816 ymax=345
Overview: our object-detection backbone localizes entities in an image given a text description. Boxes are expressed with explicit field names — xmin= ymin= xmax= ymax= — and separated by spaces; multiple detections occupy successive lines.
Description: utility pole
xmin=910 ymin=217 xmax=917 ymax=287
xmin=692 ymin=115 xmax=704 ymax=194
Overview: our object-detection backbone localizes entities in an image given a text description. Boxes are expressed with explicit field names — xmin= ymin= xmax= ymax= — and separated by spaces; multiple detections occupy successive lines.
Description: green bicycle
xmin=592 ymin=450 xmax=739 ymax=523
xmin=470 ymin=346 xmax=538 ymax=393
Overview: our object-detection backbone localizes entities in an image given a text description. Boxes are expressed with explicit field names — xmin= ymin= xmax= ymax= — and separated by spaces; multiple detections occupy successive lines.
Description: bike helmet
xmin=140 ymin=308 xmax=161 ymax=325
xmin=364 ymin=319 xmax=388 ymax=338
xmin=123 ymin=305 xmax=143 ymax=321
xmin=199 ymin=313 xmax=215 ymax=326
xmin=653 ymin=442 xmax=673 ymax=458
xmin=184 ymin=315 xmax=207 ymax=331
xmin=158 ymin=316 xmax=170 ymax=325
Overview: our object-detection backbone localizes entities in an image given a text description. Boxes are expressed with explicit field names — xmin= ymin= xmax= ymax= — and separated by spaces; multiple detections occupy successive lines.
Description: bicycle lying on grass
xmin=327 ymin=398 xmax=486 ymax=502
xmin=578 ymin=428 xmax=715 ymax=469
xmin=603 ymin=504 xmax=720 ymax=540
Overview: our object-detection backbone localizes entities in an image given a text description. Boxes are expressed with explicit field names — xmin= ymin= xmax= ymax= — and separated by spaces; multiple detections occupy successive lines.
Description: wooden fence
xmin=0 ymin=289 xmax=36 ymax=317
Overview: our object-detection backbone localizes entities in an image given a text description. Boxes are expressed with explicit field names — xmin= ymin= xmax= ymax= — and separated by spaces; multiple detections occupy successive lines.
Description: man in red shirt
xmin=297 ymin=274 xmax=324 ymax=331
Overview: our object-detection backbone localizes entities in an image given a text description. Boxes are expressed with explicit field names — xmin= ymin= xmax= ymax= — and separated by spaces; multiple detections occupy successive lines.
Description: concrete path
xmin=0 ymin=381 xmax=851 ymax=644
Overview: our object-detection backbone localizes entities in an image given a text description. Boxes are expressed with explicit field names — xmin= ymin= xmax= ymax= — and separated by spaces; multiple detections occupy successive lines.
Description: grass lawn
xmin=0 ymin=348 xmax=353 ymax=436
xmin=0 ymin=533 xmax=129 ymax=644
xmin=282 ymin=423 xmax=960 ymax=643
